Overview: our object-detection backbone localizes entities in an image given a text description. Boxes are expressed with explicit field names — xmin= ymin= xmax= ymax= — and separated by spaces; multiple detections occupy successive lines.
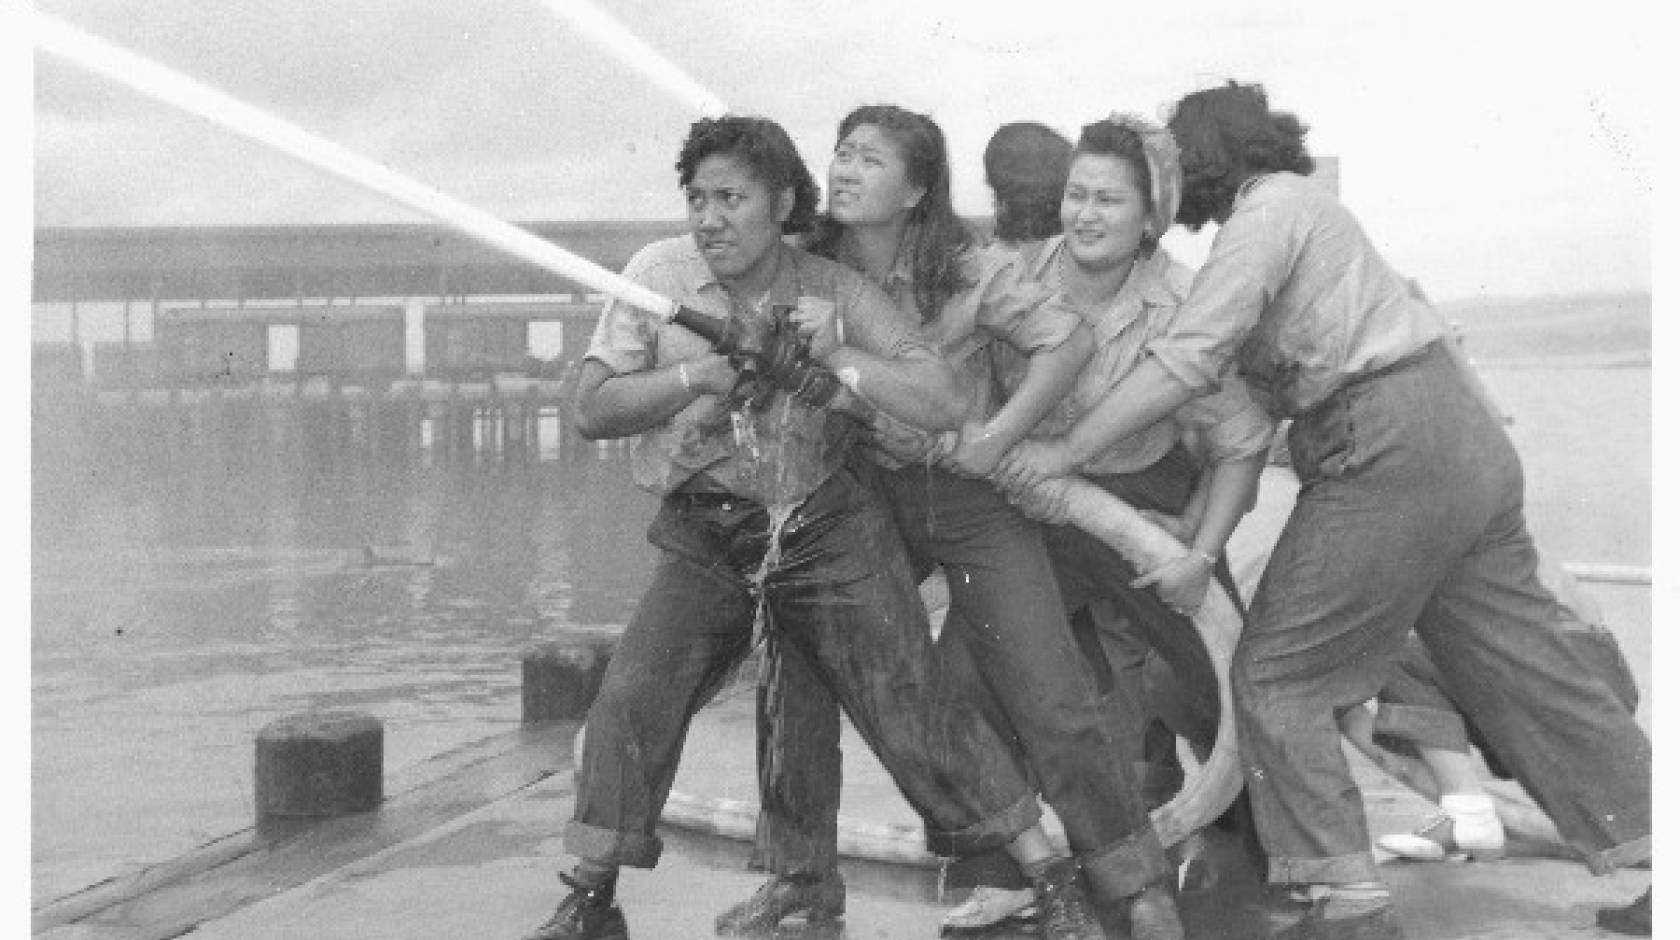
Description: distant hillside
xmin=1438 ymin=291 xmax=1651 ymax=363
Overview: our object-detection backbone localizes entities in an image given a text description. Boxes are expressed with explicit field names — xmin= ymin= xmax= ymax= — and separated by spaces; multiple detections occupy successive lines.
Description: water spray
xmin=34 ymin=12 xmax=690 ymax=328
xmin=536 ymin=0 xmax=728 ymax=118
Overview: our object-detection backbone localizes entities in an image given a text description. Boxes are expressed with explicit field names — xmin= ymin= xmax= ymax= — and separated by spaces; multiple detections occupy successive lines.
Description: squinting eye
xmin=723 ymin=193 xmax=745 ymax=208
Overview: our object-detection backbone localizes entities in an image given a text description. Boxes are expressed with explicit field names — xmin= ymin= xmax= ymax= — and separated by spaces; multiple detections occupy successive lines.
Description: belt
xmin=670 ymin=475 xmax=753 ymax=510
xmin=1342 ymin=339 xmax=1443 ymax=390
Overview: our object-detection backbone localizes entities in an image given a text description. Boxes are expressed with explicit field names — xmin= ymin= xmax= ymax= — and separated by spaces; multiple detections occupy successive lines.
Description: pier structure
xmin=32 ymin=219 xmax=687 ymax=463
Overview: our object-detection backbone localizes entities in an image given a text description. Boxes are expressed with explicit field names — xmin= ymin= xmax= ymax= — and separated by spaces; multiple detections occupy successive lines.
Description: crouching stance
xmin=522 ymin=115 xmax=1102 ymax=940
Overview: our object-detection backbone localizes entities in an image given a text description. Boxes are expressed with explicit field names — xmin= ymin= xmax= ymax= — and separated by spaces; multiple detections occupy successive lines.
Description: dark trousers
xmin=566 ymin=466 xmax=1040 ymax=869
xmin=1041 ymin=449 xmax=1241 ymax=774
xmin=1236 ymin=342 xmax=1651 ymax=884
xmin=1371 ymin=620 xmax=1641 ymax=778
xmin=751 ymin=464 xmax=1169 ymax=902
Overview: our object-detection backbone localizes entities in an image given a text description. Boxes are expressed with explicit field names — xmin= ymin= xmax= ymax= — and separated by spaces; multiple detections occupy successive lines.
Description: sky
xmin=27 ymin=0 xmax=1658 ymax=302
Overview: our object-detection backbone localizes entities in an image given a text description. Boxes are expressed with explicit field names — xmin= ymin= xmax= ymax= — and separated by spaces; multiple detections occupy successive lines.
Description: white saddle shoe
xmin=1377 ymin=795 xmax=1506 ymax=862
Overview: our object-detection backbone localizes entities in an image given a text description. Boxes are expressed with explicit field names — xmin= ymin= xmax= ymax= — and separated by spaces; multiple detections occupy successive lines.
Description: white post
xmin=404 ymin=298 xmax=427 ymax=376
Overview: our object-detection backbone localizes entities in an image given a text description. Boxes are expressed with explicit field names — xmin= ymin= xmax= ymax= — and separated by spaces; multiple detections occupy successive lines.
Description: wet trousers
xmin=750 ymin=464 xmax=1169 ymax=902
xmin=1237 ymin=341 xmax=1651 ymax=885
xmin=566 ymin=466 xmax=1040 ymax=869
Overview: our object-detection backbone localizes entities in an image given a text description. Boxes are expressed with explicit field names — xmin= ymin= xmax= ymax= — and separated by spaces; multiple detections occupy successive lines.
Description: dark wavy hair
xmin=1073 ymin=119 xmax=1161 ymax=254
xmin=985 ymin=122 xmax=1071 ymax=243
xmin=1167 ymin=81 xmax=1314 ymax=230
xmin=675 ymin=115 xmax=820 ymax=234
xmin=808 ymin=104 xmax=974 ymax=322
xmin=993 ymin=190 xmax=1065 ymax=244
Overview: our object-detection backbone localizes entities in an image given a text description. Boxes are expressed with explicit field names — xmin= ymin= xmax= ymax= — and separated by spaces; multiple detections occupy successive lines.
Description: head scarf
xmin=1100 ymin=111 xmax=1181 ymax=241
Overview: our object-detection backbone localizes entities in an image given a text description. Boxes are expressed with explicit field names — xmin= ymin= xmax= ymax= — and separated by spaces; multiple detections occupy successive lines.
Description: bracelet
xmin=677 ymin=362 xmax=693 ymax=393
xmin=1187 ymin=548 xmax=1217 ymax=567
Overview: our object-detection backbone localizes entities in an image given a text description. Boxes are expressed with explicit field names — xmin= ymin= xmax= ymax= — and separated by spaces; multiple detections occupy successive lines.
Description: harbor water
xmin=32 ymin=411 xmax=657 ymax=904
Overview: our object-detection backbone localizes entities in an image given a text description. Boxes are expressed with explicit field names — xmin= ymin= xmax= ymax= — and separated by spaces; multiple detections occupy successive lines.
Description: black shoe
xmin=522 ymin=872 xmax=629 ymax=940
xmin=714 ymin=872 xmax=846 ymax=935
xmin=1028 ymin=858 xmax=1105 ymax=940
xmin=1597 ymin=888 xmax=1652 ymax=936
xmin=1270 ymin=899 xmax=1403 ymax=940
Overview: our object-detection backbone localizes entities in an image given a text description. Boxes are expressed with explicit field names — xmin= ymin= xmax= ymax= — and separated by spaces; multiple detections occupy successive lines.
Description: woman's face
xmin=1060 ymin=151 xmax=1150 ymax=273
xmin=827 ymin=123 xmax=926 ymax=227
xmin=685 ymin=153 xmax=792 ymax=288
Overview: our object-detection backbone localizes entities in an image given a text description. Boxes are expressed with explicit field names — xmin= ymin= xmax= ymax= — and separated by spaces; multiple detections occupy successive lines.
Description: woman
xmin=1361 ymin=550 xmax=1639 ymax=865
xmin=1000 ymin=81 xmax=1652 ymax=940
xmin=950 ymin=112 xmax=1275 ymax=933
xmin=719 ymin=104 xmax=1185 ymax=940
xmin=983 ymin=120 xmax=1073 ymax=246
xmin=526 ymin=113 xmax=1064 ymax=940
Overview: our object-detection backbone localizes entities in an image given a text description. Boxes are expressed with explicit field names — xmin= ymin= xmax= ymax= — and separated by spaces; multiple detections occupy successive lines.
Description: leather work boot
xmin=939 ymin=885 xmax=1037 ymax=934
xmin=1270 ymin=899 xmax=1404 ymax=940
xmin=521 ymin=871 xmax=629 ymax=940
xmin=713 ymin=871 xmax=846 ymax=935
xmin=1027 ymin=858 xmax=1105 ymax=940
xmin=1127 ymin=881 xmax=1185 ymax=940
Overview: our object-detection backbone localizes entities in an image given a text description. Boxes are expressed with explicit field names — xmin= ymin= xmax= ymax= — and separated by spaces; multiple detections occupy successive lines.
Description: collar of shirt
xmin=832 ymin=225 xmax=917 ymax=311
xmin=1028 ymin=235 xmax=1181 ymax=346
xmin=665 ymin=236 xmax=803 ymax=312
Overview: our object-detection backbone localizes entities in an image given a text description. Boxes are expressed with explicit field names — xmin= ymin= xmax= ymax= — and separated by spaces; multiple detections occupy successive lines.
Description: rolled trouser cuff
xmin=1081 ymin=826 xmax=1171 ymax=903
xmin=564 ymin=820 xmax=662 ymax=869
xmin=1267 ymin=850 xmax=1379 ymax=886
xmin=1582 ymin=834 xmax=1651 ymax=875
xmin=925 ymin=792 xmax=1041 ymax=858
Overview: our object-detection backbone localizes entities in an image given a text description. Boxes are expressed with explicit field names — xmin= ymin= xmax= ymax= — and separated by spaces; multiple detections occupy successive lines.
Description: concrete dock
xmin=32 ymin=676 xmax=1651 ymax=940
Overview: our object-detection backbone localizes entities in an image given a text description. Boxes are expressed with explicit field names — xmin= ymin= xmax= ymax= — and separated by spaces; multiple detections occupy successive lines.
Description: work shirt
xmin=843 ymin=237 xmax=1079 ymax=466
xmin=584 ymin=236 xmax=941 ymax=507
xmin=1001 ymin=237 xmax=1275 ymax=474
xmin=1145 ymin=172 xmax=1447 ymax=418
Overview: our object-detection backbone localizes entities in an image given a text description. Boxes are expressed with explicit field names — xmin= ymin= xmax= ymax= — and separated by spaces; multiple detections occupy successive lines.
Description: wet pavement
xmin=32 ymin=677 xmax=1651 ymax=940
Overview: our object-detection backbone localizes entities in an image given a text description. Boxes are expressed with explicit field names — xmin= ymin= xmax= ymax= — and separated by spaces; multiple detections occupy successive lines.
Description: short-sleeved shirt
xmin=584 ymin=235 xmax=940 ymax=506
xmin=1145 ymin=172 xmax=1448 ymax=418
xmin=999 ymin=236 xmax=1275 ymax=474
xmin=844 ymin=238 xmax=1079 ymax=466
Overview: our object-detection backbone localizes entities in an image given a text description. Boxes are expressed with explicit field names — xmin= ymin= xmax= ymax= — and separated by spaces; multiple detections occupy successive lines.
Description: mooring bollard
xmin=255 ymin=710 xmax=384 ymax=821
xmin=522 ymin=638 xmax=613 ymax=724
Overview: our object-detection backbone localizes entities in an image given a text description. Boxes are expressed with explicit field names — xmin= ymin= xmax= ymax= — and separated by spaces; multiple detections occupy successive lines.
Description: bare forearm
xmin=1189 ymin=453 xmax=1265 ymax=558
xmin=983 ymin=329 xmax=1092 ymax=452
xmin=574 ymin=360 xmax=699 ymax=440
xmin=1064 ymin=356 xmax=1199 ymax=466
xmin=827 ymin=346 xmax=965 ymax=432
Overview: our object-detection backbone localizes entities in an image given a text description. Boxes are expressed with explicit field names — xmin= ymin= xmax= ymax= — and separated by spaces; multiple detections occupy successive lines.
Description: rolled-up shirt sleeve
xmin=584 ymin=248 xmax=665 ymax=375
xmin=1146 ymin=194 xmax=1307 ymax=392
xmin=1175 ymin=372 xmax=1277 ymax=463
xmin=838 ymin=272 xmax=944 ymax=362
xmin=973 ymin=250 xmax=1077 ymax=355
